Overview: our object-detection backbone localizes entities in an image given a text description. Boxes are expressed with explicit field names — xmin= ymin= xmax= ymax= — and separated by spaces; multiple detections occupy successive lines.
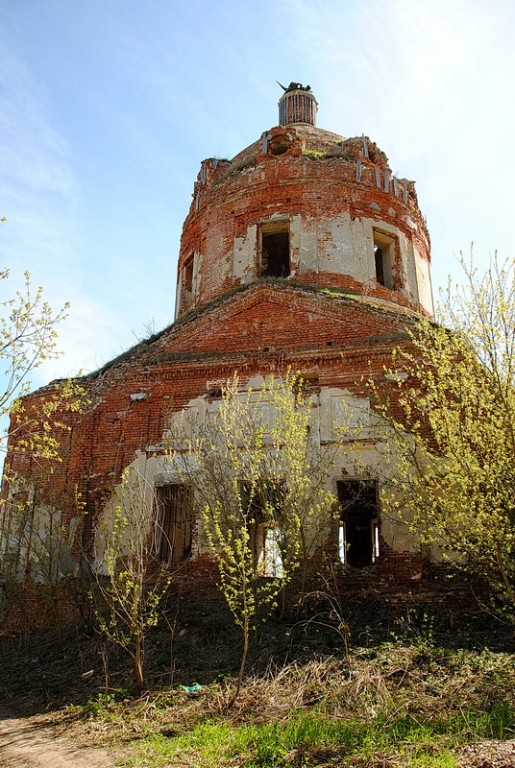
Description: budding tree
xmin=0 ymin=268 xmax=84 ymax=461
xmin=168 ymin=372 xmax=335 ymax=705
xmin=376 ymin=253 xmax=515 ymax=620
xmin=0 ymin=269 xmax=85 ymax=627
xmin=93 ymin=460 xmax=172 ymax=692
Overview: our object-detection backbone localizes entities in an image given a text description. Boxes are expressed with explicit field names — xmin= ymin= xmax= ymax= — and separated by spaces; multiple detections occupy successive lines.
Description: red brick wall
xmin=8 ymin=288 xmax=414 ymax=497
xmin=6 ymin=285 xmax=423 ymax=579
xmin=178 ymin=124 xmax=430 ymax=317
xmin=1 ymin=112 xmax=457 ymax=634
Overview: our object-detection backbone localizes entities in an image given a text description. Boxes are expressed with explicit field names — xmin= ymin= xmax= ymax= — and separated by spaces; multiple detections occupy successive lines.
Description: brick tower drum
xmin=176 ymin=84 xmax=432 ymax=320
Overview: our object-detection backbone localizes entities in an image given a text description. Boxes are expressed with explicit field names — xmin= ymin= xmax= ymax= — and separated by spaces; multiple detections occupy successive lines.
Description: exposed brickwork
xmin=178 ymin=122 xmax=431 ymax=318
xmin=2 ymin=90 xmax=472 ymax=635
xmin=5 ymin=287 xmax=435 ymax=591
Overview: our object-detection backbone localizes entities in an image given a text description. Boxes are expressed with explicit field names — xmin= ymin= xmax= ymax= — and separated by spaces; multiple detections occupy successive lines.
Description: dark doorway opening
xmin=261 ymin=230 xmax=290 ymax=277
xmin=155 ymin=484 xmax=193 ymax=563
xmin=337 ymin=479 xmax=379 ymax=568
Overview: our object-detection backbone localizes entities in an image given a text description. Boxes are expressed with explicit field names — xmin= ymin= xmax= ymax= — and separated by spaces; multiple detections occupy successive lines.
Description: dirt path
xmin=0 ymin=711 xmax=115 ymax=768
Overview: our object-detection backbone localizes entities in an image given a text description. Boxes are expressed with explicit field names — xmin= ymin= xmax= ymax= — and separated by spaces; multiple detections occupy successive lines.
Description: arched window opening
xmin=182 ymin=254 xmax=195 ymax=294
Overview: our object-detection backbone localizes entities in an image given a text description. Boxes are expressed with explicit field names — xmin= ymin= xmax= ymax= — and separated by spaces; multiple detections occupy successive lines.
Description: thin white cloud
xmin=33 ymin=294 xmax=129 ymax=383
xmin=0 ymin=47 xmax=77 ymax=196
xmin=0 ymin=36 xmax=113 ymax=387
xmin=283 ymin=0 xmax=515 ymax=287
xmin=0 ymin=42 xmax=77 ymax=281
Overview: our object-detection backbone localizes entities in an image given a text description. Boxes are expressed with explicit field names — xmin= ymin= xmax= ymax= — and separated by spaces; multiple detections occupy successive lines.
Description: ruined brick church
xmin=4 ymin=84 xmax=455 ymax=623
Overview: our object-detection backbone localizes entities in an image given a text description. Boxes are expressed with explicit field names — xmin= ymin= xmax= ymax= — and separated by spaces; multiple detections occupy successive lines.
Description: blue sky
xmin=1 ymin=0 xmax=514 ymax=385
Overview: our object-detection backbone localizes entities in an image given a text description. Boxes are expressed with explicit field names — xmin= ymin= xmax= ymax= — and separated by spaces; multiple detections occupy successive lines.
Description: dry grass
xmin=1 ymin=609 xmax=514 ymax=766
xmin=49 ymin=643 xmax=513 ymax=767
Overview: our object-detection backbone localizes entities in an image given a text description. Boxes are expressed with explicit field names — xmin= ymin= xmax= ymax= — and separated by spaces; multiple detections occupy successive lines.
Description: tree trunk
xmin=227 ymin=623 xmax=249 ymax=709
xmin=134 ymin=634 xmax=145 ymax=692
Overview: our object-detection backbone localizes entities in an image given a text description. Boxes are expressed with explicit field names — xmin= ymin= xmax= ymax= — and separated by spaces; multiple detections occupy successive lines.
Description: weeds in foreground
xmin=123 ymin=707 xmax=513 ymax=767
xmin=75 ymin=643 xmax=514 ymax=767
xmin=1 ymin=613 xmax=514 ymax=767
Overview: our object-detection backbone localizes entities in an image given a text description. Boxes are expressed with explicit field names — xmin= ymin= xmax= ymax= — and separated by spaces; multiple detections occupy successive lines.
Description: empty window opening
xmin=373 ymin=231 xmax=396 ymax=289
xmin=337 ymin=479 xmax=379 ymax=568
xmin=250 ymin=524 xmax=285 ymax=578
xmin=245 ymin=481 xmax=286 ymax=578
xmin=261 ymin=227 xmax=290 ymax=278
xmin=270 ymin=136 xmax=290 ymax=155
xmin=374 ymin=245 xmax=385 ymax=285
xmin=182 ymin=254 xmax=195 ymax=294
xmin=155 ymin=484 xmax=193 ymax=563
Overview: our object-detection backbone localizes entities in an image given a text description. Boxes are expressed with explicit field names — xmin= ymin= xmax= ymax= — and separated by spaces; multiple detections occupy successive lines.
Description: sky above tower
xmin=1 ymin=0 xmax=514 ymax=385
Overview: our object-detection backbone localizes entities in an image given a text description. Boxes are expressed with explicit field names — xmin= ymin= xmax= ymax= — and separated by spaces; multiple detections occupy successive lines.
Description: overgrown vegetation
xmin=92 ymin=465 xmax=172 ymax=692
xmin=374 ymin=253 xmax=515 ymax=621
xmin=2 ymin=250 xmax=514 ymax=765
xmin=167 ymin=372 xmax=335 ymax=706
xmin=302 ymin=148 xmax=353 ymax=161
xmin=1 ymin=608 xmax=513 ymax=767
xmin=212 ymin=155 xmax=257 ymax=187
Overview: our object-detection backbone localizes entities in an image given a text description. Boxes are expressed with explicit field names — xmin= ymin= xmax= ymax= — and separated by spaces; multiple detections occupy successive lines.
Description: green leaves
xmin=377 ymin=253 xmax=515 ymax=620
xmin=168 ymin=371 xmax=337 ymax=703
xmin=93 ymin=466 xmax=172 ymax=691
xmin=0 ymin=269 xmax=85 ymax=463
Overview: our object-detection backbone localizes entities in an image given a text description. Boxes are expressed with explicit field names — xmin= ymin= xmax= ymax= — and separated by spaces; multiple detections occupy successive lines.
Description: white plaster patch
xmin=232 ymin=224 xmax=256 ymax=282
xmin=317 ymin=214 xmax=356 ymax=276
xmin=414 ymin=247 xmax=434 ymax=315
